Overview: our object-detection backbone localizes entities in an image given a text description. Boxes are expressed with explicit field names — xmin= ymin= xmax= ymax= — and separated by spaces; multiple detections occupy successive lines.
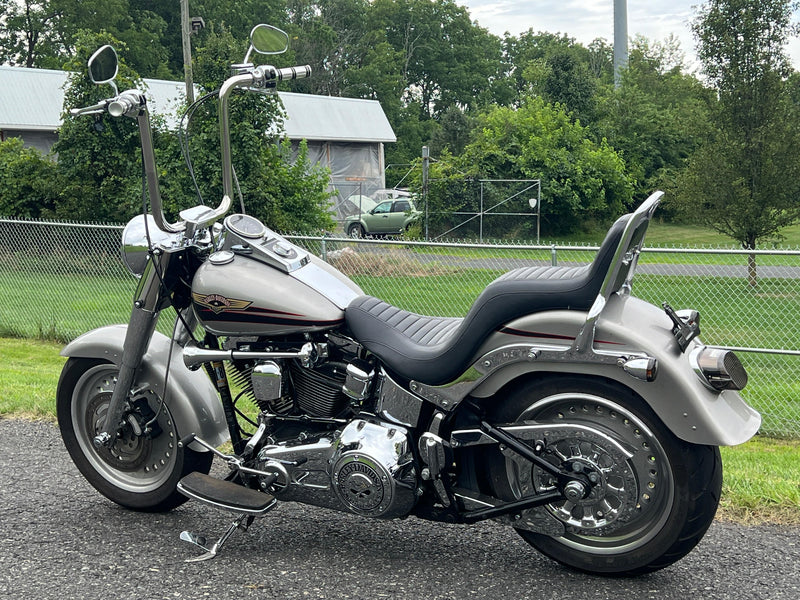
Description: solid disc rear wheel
xmin=487 ymin=376 xmax=721 ymax=576
xmin=57 ymin=358 xmax=213 ymax=511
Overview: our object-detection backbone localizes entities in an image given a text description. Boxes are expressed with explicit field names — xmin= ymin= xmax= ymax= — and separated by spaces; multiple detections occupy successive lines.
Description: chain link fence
xmin=1 ymin=217 xmax=798 ymax=437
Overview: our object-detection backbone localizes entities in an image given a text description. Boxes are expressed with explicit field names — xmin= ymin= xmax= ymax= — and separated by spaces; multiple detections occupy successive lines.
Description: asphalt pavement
xmin=1 ymin=418 xmax=798 ymax=600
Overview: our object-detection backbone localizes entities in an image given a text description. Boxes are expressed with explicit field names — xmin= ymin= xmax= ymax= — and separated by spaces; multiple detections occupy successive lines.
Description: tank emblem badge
xmin=192 ymin=292 xmax=252 ymax=314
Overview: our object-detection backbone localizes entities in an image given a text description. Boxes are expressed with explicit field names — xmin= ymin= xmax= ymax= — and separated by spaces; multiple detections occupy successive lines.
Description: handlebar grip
xmin=276 ymin=65 xmax=311 ymax=81
xmin=108 ymin=91 xmax=145 ymax=118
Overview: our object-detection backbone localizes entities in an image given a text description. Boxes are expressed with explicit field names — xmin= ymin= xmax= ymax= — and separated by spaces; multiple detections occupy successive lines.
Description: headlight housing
xmin=121 ymin=214 xmax=179 ymax=277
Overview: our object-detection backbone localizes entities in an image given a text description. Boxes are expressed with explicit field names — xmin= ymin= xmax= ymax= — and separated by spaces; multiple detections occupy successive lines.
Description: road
xmin=341 ymin=242 xmax=800 ymax=279
xmin=407 ymin=250 xmax=800 ymax=279
xmin=1 ymin=418 xmax=798 ymax=600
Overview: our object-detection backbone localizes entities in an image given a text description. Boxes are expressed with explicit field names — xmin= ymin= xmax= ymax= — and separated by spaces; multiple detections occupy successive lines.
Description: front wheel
xmin=347 ymin=223 xmax=365 ymax=238
xmin=485 ymin=376 xmax=721 ymax=576
xmin=57 ymin=358 xmax=213 ymax=511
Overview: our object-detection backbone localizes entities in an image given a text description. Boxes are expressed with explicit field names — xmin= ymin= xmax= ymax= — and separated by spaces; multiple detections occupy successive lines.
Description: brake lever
xmin=69 ymin=99 xmax=112 ymax=117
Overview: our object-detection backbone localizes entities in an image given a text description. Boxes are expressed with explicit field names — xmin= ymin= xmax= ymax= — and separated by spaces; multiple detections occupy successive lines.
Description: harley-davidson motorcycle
xmin=57 ymin=25 xmax=761 ymax=575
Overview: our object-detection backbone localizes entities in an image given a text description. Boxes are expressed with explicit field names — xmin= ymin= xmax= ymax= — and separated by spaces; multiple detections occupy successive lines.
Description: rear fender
xmin=464 ymin=295 xmax=761 ymax=446
xmin=61 ymin=324 xmax=229 ymax=450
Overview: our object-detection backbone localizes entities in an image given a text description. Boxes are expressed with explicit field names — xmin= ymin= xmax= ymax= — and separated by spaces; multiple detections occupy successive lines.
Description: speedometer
xmin=224 ymin=213 xmax=266 ymax=239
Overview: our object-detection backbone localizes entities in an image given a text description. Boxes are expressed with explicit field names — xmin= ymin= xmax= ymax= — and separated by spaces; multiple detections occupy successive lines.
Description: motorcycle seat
xmin=344 ymin=213 xmax=630 ymax=386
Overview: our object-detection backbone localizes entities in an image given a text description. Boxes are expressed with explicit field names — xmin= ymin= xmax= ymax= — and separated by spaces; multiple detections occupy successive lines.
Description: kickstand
xmin=180 ymin=514 xmax=254 ymax=562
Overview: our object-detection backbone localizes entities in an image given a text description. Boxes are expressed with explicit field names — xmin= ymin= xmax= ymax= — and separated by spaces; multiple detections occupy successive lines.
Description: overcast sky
xmin=455 ymin=0 xmax=800 ymax=72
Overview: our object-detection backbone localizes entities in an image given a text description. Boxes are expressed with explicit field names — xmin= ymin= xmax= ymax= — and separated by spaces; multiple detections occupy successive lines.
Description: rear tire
xmin=486 ymin=376 xmax=721 ymax=576
xmin=57 ymin=358 xmax=213 ymax=512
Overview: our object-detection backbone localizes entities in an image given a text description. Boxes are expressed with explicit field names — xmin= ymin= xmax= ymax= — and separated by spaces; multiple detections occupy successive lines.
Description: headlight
xmin=121 ymin=214 xmax=178 ymax=277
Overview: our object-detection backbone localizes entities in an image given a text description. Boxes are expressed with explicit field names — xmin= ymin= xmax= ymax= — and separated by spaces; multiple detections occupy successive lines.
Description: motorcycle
xmin=57 ymin=24 xmax=761 ymax=576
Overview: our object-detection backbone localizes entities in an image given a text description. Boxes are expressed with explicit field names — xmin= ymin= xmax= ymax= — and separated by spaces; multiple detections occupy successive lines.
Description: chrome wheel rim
xmin=70 ymin=364 xmax=179 ymax=493
xmin=510 ymin=392 xmax=675 ymax=554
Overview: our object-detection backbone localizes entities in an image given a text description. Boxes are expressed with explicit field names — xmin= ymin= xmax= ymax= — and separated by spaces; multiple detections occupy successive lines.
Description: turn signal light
xmin=622 ymin=357 xmax=658 ymax=382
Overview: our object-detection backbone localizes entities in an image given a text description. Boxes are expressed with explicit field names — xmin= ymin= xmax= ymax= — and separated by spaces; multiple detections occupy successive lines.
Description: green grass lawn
xmin=1 ymin=336 xmax=798 ymax=525
xmin=541 ymin=219 xmax=800 ymax=248
xmin=646 ymin=220 xmax=800 ymax=248
xmin=0 ymin=337 xmax=67 ymax=418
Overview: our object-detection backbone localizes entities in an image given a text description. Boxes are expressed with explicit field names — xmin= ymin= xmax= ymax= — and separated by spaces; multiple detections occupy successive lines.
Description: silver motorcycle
xmin=57 ymin=24 xmax=760 ymax=575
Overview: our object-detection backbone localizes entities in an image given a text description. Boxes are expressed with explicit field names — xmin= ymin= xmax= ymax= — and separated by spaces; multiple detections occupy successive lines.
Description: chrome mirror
xmin=250 ymin=24 xmax=289 ymax=55
xmin=88 ymin=45 xmax=119 ymax=95
xmin=88 ymin=45 xmax=118 ymax=85
xmin=243 ymin=24 xmax=289 ymax=64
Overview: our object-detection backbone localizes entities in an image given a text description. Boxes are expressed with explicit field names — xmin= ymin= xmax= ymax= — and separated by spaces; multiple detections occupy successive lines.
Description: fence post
xmin=551 ymin=245 xmax=557 ymax=266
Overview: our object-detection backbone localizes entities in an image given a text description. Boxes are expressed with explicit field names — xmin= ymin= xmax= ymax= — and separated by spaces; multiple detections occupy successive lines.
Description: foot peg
xmin=177 ymin=471 xmax=277 ymax=515
xmin=177 ymin=471 xmax=277 ymax=562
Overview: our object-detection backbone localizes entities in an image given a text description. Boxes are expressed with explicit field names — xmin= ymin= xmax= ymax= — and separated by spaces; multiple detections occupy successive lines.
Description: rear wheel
xmin=57 ymin=358 xmax=213 ymax=511
xmin=486 ymin=376 xmax=721 ymax=576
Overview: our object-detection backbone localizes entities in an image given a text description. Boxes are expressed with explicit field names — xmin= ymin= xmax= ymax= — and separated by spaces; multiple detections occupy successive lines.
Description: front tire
xmin=347 ymin=223 xmax=365 ymax=238
xmin=486 ymin=376 xmax=721 ymax=576
xmin=57 ymin=358 xmax=213 ymax=512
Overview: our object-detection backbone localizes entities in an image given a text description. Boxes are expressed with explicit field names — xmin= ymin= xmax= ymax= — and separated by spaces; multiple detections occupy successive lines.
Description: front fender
xmin=61 ymin=324 xmax=229 ymax=450
xmin=470 ymin=295 xmax=761 ymax=446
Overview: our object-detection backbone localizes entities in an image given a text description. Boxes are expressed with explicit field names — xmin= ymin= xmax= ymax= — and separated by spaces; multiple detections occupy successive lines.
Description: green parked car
xmin=344 ymin=190 xmax=420 ymax=237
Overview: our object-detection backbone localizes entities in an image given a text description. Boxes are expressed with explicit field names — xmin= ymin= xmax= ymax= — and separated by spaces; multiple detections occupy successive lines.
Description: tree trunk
xmin=747 ymin=252 xmax=757 ymax=288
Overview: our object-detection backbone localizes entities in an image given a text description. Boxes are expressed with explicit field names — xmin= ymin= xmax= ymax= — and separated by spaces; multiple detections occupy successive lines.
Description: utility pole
xmin=180 ymin=0 xmax=194 ymax=104
xmin=613 ymin=0 xmax=628 ymax=87
xmin=422 ymin=146 xmax=430 ymax=241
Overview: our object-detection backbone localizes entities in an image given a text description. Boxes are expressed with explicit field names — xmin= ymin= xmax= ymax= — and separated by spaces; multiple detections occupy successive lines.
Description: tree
xmin=683 ymin=0 xmax=800 ymax=284
xmin=169 ymin=24 xmax=334 ymax=232
xmin=502 ymin=30 xmax=605 ymax=109
xmin=0 ymin=0 xmax=63 ymax=67
xmin=0 ymin=138 xmax=62 ymax=217
xmin=444 ymin=97 xmax=632 ymax=237
xmin=594 ymin=36 xmax=714 ymax=206
xmin=540 ymin=49 xmax=597 ymax=123
xmin=372 ymin=0 xmax=503 ymax=119
xmin=54 ymin=31 xmax=146 ymax=221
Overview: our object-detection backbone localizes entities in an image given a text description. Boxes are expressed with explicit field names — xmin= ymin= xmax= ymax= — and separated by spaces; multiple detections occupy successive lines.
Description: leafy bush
xmin=0 ymin=138 xmax=61 ymax=218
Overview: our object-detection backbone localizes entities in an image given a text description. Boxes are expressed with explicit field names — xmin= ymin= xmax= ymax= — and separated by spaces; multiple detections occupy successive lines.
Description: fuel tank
xmin=192 ymin=214 xmax=362 ymax=336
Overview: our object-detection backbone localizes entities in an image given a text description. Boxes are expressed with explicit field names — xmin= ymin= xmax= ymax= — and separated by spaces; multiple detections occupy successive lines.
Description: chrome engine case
xmin=257 ymin=419 xmax=418 ymax=518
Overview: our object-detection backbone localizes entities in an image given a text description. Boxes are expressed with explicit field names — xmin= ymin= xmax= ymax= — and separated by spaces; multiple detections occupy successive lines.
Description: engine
xmin=256 ymin=418 xmax=419 ymax=518
xmin=225 ymin=334 xmax=366 ymax=419
xmin=223 ymin=335 xmax=420 ymax=518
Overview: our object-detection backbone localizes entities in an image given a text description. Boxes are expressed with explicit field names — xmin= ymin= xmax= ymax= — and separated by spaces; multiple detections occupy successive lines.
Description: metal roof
xmin=0 ymin=66 xmax=68 ymax=131
xmin=279 ymin=92 xmax=395 ymax=143
xmin=0 ymin=66 xmax=396 ymax=143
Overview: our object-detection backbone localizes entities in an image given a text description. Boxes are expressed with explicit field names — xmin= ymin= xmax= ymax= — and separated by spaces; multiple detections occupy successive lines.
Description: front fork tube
xmin=203 ymin=335 xmax=245 ymax=455
xmin=95 ymin=250 xmax=173 ymax=448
